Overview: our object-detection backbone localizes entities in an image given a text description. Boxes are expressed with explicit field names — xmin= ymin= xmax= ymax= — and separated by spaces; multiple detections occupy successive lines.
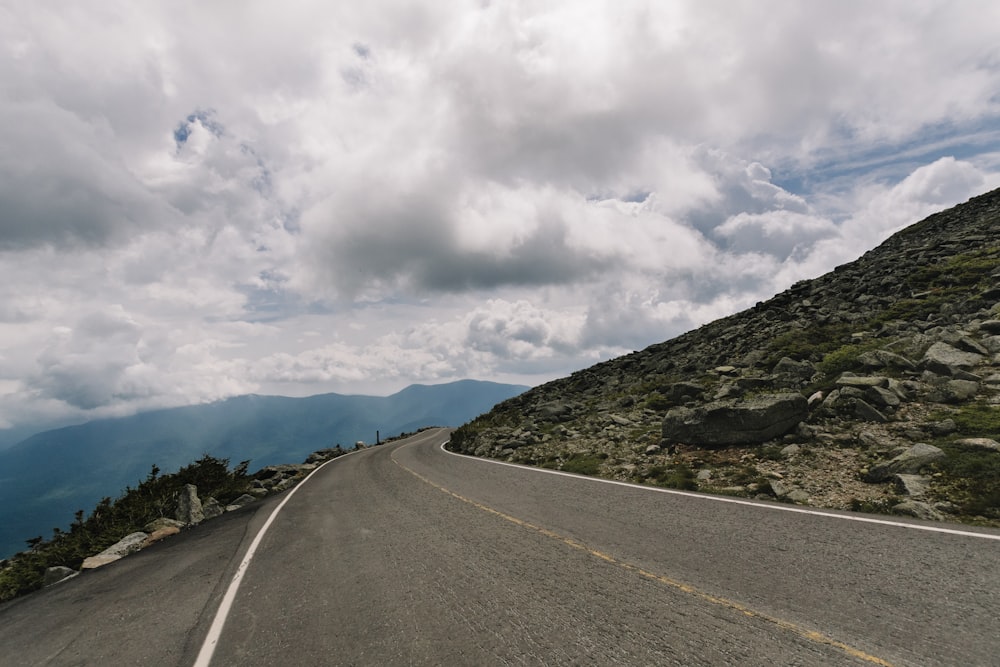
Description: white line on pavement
xmin=439 ymin=442 xmax=1000 ymax=542
xmin=192 ymin=448 xmax=362 ymax=667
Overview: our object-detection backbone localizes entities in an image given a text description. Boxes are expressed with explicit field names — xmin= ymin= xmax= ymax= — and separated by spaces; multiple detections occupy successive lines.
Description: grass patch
xmin=561 ymin=453 xmax=604 ymax=476
xmin=934 ymin=441 xmax=1000 ymax=519
xmin=645 ymin=463 xmax=698 ymax=490
xmin=945 ymin=402 xmax=1000 ymax=439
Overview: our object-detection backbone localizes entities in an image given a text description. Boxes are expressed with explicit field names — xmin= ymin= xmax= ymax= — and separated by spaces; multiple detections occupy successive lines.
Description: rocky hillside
xmin=451 ymin=189 xmax=1000 ymax=526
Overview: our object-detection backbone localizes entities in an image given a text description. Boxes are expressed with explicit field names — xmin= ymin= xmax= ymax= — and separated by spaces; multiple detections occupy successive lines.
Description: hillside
xmin=452 ymin=189 xmax=1000 ymax=526
xmin=0 ymin=380 xmax=526 ymax=559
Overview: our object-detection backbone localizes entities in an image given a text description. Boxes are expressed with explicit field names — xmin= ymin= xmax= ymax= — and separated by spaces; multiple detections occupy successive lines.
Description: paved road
xmin=1 ymin=427 xmax=998 ymax=666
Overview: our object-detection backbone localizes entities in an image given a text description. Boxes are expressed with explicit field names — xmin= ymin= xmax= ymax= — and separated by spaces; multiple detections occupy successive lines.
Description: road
xmin=0 ymin=427 xmax=997 ymax=666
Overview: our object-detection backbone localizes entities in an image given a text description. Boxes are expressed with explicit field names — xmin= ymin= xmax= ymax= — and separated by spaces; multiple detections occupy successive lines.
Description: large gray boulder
xmin=661 ymin=393 xmax=808 ymax=447
xmin=866 ymin=443 xmax=946 ymax=482
xmin=202 ymin=497 xmax=224 ymax=521
xmin=81 ymin=531 xmax=149 ymax=570
xmin=176 ymin=484 xmax=205 ymax=525
xmin=921 ymin=342 xmax=983 ymax=375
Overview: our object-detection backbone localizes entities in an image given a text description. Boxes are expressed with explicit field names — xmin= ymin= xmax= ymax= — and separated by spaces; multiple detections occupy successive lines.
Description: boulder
xmin=954 ymin=438 xmax=1000 ymax=452
xmin=225 ymin=494 xmax=258 ymax=511
xmin=144 ymin=517 xmax=186 ymax=533
xmin=81 ymin=532 xmax=149 ymax=570
xmin=836 ymin=375 xmax=889 ymax=388
xmin=142 ymin=526 xmax=181 ymax=547
xmin=866 ymin=443 xmax=946 ymax=482
xmin=854 ymin=399 xmax=888 ymax=423
xmin=176 ymin=484 xmax=205 ymax=525
xmin=921 ymin=342 xmax=983 ymax=375
xmin=534 ymin=401 xmax=576 ymax=423
xmin=941 ymin=379 xmax=980 ymax=403
xmin=892 ymin=500 xmax=944 ymax=521
xmin=772 ymin=357 xmax=815 ymax=380
xmin=202 ymin=497 xmax=224 ymax=521
xmin=664 ymin=381 xmax=706 ymax=404
xmin=865 ymin=386 xmax=901 ymax=408
xmin=99 ymin=532 xmax=149 ymax=558
xmin=858 ymin=350 xmax=916 ymax=371
xmin=894 ymin=474 xmax=931 ymax=497
xmin=661 ymin=393 xmax=808 ymax=447
xmin=81 ymin=554 xmax=121 ymax=570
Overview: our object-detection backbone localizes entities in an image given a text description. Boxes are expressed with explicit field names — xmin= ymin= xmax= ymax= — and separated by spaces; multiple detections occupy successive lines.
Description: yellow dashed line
xmin=392 ymin=455 xmax=895 ymax=667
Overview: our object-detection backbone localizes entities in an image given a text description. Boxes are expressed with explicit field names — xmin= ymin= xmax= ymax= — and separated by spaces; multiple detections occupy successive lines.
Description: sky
xmin=2 ymin=1 xmax=1000 ymax=441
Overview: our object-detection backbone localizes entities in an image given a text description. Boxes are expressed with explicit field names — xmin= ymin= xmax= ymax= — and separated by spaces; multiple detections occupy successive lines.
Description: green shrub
xmin=561 ymin=453 xmax=603 ymax=476
xmin=0 ymin=455 xmax=252 ymax=603
xmin=647 ymin=463 xmax=698 ymax=490
xmin=934 ymin=439 xmax=1000 ymax=519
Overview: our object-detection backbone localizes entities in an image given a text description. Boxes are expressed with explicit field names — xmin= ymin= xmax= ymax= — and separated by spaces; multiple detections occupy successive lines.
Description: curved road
xmin=1 ymin=428 xmax=998 ymax=666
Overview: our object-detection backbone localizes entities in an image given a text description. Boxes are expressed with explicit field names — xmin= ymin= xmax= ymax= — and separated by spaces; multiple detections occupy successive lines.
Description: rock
xmin=534 ymin=401 xmax=575 ymax=423
xmin=202 ymin=497 xmax=224 ymax=520
xmin=955 ymin=438 xmax=1000 ymax=452
xmin=142 ymin=526 xmax=181 ymax=547
xmin=644 ymin=444 xmax=662 ymax=455
xmin=892 ymin=500 xmax=944 ymax=521
xmin=99 ymin=532 xmax=149 ymax=558
xmin=661 ymin=393 xmax=808 ymax=447
xmin=929 ymin=419 xmax=957 ymax=436
xmin=81 ymin=554 xmax=121 ymax=570
xmin=769 ymin=479 xmax=789 ymax=498
xmin=696 ymin=469 xmax=713 ymax=481
xmin=43 ymin=566 xmax=78 ymax=587
xmin=950 ymin=334 xmax=989 ymax=356
xmin=305 ymin=446 xmax=345 ymax=464
xmin=225 ymin=494 xmax=258 ymax=511
xmin=894 ymin=474 xmax=931 ymax=497
xmin=836 ymin=375 xmax=890 ymax=388
xmin=854 ymin=399 xmax=888 ymax=423
xmin=807 ymin=391 xmax=824 ymax=406
xmin=866 ymin=443 xmax=946 ymax=482
xmin=780 ymin=443 xmax=801 ymax=457
xmin=144 ymin=517 xmax=186 ymax=533
xmin=941 ymin=379 xmax=980 ymax=403
xmin=665 ymin=381 xmax=706 ymax=404
xmin=980 ymin=320 xmax=1000 ymax=334
xmin=81 ymin=532 xmax=150 ymax=570
xmin=858 ymin=350 xmax=917 ymax=371
xmin=772 ymin=357 xmax=815 ymax=380
xmin=786 ymin=489 xmax=810 ymax=503
xmin=176 ymin=484 xmax=205 ymax=525
xmin=865 ymin=386 xmax=901 ymax=408
xmin=921 ymin=342 xmax=984 ymax=375
xmin=982 ymin=336 xmax=1000 ymax=354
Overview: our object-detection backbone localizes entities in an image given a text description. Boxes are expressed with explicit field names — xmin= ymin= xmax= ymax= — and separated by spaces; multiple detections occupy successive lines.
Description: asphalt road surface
xmin=1 ymin=427 xmax=998 ymax=666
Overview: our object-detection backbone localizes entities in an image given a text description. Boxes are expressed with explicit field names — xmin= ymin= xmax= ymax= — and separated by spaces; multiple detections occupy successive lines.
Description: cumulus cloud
xmin=2 ymin=1 xmax=1000 ymax=433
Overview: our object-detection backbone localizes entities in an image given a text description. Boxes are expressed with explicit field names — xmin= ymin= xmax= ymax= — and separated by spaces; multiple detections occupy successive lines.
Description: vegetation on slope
xmin=0 ymin=456 xmax=251 ymax=603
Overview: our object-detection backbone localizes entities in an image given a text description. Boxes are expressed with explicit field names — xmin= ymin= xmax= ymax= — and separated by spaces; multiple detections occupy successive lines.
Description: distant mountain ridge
xmin=0 ymin=380 xmax=527 ymax=559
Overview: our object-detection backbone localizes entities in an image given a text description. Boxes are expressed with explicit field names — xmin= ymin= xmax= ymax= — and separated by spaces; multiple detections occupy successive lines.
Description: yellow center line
xmin=392 ymin=455 xmax=895 ymax=667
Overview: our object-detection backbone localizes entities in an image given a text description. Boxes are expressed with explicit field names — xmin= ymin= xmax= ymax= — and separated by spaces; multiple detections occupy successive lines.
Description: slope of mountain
xmin=453 ymin=189 xmax=1000 ymax=526
xmin=0 ymin=380 xmax=526 ymax=559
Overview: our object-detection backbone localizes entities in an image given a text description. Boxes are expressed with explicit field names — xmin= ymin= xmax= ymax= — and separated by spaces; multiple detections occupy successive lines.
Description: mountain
xmin=0 ymin=380 xmax=527 ymax=559
xmin=452 ymin=189 xmax=1000 ymax=526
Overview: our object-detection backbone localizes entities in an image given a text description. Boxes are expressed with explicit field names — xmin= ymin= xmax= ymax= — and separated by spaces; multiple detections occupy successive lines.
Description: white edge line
xmin=438 ymin=442 xmax=1000 ymax=542
xmin=192 ymin=448 xmax=363 ymax=667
